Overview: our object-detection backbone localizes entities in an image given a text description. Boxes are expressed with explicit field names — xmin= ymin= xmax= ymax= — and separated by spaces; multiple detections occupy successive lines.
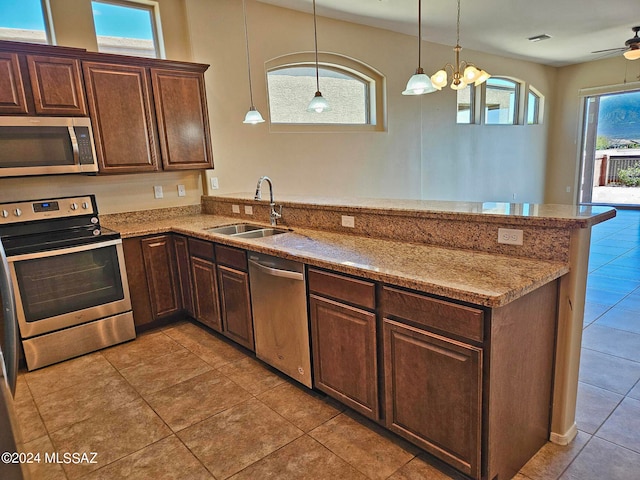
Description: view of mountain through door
xmin=579 ymin=89 xmax=640 ymax=206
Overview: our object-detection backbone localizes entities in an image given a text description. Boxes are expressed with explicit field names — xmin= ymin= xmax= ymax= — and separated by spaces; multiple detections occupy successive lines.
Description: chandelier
xmin=430 ymin=0 xmax=490 ymax=90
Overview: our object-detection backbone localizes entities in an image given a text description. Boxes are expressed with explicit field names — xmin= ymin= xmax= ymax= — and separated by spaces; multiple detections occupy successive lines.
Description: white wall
xmin=187 ymin=0 xmax=556 ymax=203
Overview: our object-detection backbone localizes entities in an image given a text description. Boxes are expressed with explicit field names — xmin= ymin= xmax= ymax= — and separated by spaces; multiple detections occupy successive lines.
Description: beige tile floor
xmin=13 ymin=210 xmax=640 ymax=479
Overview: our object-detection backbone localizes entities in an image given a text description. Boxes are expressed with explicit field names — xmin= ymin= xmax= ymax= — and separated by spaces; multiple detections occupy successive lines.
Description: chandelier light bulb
xmin=430 ymin=70 xmax=448 ymax=90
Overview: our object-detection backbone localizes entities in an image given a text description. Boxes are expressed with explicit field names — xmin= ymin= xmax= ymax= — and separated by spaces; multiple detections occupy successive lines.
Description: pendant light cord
xmin=313 ymin=0 xmax=320 ymax=92
xmin=456 ymin=0 xmax=461 ymax=47
xmin=242 ymin=0 xmax=255 ymax=106
xmin=417 ymin=0 xmax=422 ymax=69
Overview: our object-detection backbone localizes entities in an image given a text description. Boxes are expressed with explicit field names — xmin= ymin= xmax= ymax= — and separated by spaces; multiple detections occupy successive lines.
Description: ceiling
xmin=257 ymin=0 xmax=639 ymax=67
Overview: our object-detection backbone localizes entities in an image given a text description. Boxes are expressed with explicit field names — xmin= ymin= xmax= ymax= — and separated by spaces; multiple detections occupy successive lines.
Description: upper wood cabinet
xmin=0 ymin=52 xmax=86 ymax=116
xmin=83 ymin=61 xmax=159 ymax=173
xmin=151 ymin=68 xmax=213 ymax=170
xmin=0 ymin=53 xmax=28 ymax=114
xmin=26 ymin=55 xmax=87 ymax=116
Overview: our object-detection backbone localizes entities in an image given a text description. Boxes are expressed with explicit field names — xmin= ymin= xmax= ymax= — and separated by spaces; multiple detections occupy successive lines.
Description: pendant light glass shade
xmin=308 ymin=0 xmax=330 ymax=112
xmin=241 ymin=0 xmax=264 ymax=125
xmin=402 ymin=68 xmax=437 ymax=95
xmin=243 ymin=106 xmax=265 ymax=124
xmin=624 ymin=46 xmax=640 ymax=60
xmin=307 ymin=91 xmax=331 ymax=112
xmin=403 ymin=0 xmax=435 ymax=96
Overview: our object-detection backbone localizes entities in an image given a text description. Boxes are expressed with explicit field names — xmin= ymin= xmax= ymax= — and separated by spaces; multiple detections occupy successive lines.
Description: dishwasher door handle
xmin=248 ymin=259 xmax=304 ymax=281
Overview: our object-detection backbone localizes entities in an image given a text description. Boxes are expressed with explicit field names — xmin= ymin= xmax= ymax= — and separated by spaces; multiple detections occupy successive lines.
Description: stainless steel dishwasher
xmin=248 ymin=252 xmax=312 ymax=388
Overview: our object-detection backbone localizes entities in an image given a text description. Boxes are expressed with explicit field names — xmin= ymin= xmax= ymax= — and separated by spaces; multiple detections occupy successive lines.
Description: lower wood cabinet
xmin=383 ymin=318 xmax=482 ymax=478
xmin=122 ymin=234 xmax=181 ymax=328
xmin=309 ymin=295 xmax=378 ymax=419
xmin=216 ymin=245 xmax=254 ymax=351
xmin=174 ymin=235 xmax=194 ymax=317
xmin=192 ymin=256 xmax=222 ymax=332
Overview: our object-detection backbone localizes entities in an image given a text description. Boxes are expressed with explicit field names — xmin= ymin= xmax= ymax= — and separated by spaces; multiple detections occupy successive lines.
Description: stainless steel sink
xmin=232 ymin=228 xmax=289 ymax=239
xmin=205 ymin=223 xmax=264 ymax=235
xmin=205 ymin=223 xmax=289 ymax=238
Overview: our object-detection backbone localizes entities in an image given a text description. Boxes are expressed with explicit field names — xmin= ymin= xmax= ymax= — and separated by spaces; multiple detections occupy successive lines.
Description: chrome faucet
xmin=254 ymin=176 xmax=282 ymax=226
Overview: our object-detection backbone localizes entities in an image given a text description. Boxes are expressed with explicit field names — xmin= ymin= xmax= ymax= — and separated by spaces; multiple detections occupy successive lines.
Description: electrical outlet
xmin=210 ymin=177 xmax=219 ymax=189
xmin=177 ymin=184 xmax=186 ymax=197
xmin=232 ymin=204 xmax=240 ymax=214
xmin=566 ymin=186 xmax=571 ymax=193
xmin=341 ymin=215 xmax=355 ymax=228
xmin=498 ymin=228 xmax=523 ymax=246
xmin=244 ymin=205 xmax=253 ymax=215
xmin=153 ymin=185 xmax=163 ymax=199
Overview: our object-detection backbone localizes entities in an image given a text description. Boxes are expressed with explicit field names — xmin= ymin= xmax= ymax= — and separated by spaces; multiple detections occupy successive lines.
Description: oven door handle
xmin=7 ymin=238 xmax=123 ymax=262
xmin=68 ymin=125 xmax=80 ymax=166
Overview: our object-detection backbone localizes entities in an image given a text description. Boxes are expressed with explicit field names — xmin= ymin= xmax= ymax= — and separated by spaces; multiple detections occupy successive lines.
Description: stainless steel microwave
xmin=0 ymin=117 xmax=99 ymax=177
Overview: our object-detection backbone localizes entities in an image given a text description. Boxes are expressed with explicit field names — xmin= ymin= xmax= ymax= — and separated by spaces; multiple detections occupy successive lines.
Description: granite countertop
xmin=104 ymin=213 xmax=569 ymax=308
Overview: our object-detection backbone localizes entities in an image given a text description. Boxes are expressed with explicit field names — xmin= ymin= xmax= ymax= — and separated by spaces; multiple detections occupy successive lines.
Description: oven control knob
xmin=1 ymin=210 xmax=8 ymax=218
xmin=93 ymin=229 xmax=101 ymax=236
xmin=82 ymin=202 xmax=89 ymax=209
xmin=14 ymin=208 xmax=22 ymax=217
xmin=90 ymin=217 xmax=99 ymax=224
xmin=70 ymin=203 xmax=78 ymax=210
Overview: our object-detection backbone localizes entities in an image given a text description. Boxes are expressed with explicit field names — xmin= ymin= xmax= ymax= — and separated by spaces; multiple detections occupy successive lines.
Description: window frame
xmin=91 ymin=0 xmax=166 ymax=59
xmin=483 ymin=77 xmax=520 ymax=125
xmin=265 ymin=52 xmax=386 ymax=133
xmin=456 ymin=84 xmax=475 ymax=124
xmin=0 ymin=0 xmax=56 ymax=45
xmin=527 ymin=86 xmax=544 ymax=125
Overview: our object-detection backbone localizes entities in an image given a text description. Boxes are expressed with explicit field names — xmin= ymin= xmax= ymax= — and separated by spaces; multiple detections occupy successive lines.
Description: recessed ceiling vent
xmin=528 ymin=34 xmax=552 ymax=42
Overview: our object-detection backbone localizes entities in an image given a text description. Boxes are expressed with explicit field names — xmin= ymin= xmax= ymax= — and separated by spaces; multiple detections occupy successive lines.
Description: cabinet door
xmin=83 ymin=62 xmax=159 ymax=173
xmin=383 ymin=319 xmax=482 ymax=479
xmin=217 ymin=265 xmax=254 ymax=351
xmin=309 ymin=295 xmax=378 ymax=420
xmin=191 ymin=256 xmax=222 ymax=332
xmin=27 ymin=55 xmax=87 ymax=116
xmin=122 ymin=237 xmax=154 ymax=328
xmin=0 ymin=53 xmax=28 ymax=114
xmin=174 ymin=236 xmax=194 ymax=317
xmin=141 ymin=235 xmax=181 ymax=319
xmin=150 ymin=68 xmax=213 ymax=170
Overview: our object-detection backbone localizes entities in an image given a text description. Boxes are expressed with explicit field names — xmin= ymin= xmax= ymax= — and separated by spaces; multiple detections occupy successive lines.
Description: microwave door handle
xmin=0 ymin=241 xmax=18 ymax=396
xmin=68 ymin=126 xmax=80 ymax=166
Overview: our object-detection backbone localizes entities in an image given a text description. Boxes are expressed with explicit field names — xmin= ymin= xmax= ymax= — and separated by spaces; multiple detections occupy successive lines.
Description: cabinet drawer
xmin=308 ymin=268 xmax=375 ymax=310
xmin=382 ymin=286 xmax=484 ymax=343
xmin=188 ymin=237 xmax=214 ymax=259
xmin=215 ymin=244 xmax=247 ymax=271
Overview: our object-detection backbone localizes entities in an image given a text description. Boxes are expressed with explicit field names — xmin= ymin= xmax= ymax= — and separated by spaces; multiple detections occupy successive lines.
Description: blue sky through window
xmin=0 ymin=0 xmax=46 ymax=30
xmin=91 ymin=1 xmax=154 ymax=40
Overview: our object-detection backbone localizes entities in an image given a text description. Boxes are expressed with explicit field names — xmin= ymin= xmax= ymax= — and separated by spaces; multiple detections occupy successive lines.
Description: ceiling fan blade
xmin=591 ymin=47 xmax=627 ymax=54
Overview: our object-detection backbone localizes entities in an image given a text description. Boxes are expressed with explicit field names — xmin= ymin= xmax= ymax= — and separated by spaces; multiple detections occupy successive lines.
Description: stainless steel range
xmin=0 ymin=195 xmax=135 ymax=370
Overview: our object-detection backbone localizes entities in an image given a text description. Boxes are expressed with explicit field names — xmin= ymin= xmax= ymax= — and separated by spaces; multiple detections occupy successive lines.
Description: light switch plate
xmin=153 ymin=185 xmax=163 ymax=199
xmin=232 ymin=204 xmax=240 ymax=214
xmin=210 ymin=177 xmax=219 ymax=189
xmin=244 ymin=205 xmax=253 ymax=215
xmin=177 ymin=184 xmax=186 ymax=197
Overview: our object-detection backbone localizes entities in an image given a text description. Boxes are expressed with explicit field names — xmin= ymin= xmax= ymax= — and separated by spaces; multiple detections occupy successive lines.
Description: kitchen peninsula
xmin=103 ymin=195 xmax=614 ymax=480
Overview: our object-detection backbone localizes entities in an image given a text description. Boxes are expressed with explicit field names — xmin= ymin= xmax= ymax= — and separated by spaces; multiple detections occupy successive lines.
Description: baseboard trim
xmin=549 ymin=423 xmax=578 ymax=445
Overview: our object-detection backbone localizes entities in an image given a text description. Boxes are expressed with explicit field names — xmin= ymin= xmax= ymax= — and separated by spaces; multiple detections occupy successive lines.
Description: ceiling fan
xmin=592 ymin=26 xmax=640 ymax=60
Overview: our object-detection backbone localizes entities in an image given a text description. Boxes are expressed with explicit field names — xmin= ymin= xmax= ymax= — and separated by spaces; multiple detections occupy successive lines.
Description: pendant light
xmin=430 ymin=0 xmax=490 ymax=90
xmin=241 ymin=0 xmax=264 ymax=124
xmin=307 ymin=0 xmax=331 ymax=112
xmin=402 ymin=0 xmax=436 ymax=95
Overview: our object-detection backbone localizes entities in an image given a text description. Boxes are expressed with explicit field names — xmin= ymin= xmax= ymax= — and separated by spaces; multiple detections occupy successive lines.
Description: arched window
xmin=265 ymin=53 xmax=386 ymax=132
xmin=484 ymin=77 xmax=519 ymax=125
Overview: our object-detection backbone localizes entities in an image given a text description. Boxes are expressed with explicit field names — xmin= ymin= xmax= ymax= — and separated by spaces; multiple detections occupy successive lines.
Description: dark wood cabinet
xmin=140 ymin=235 xmax=181 ymax=319
xmin=83 ymin=61 xmax=159 ymax=173
xmin=309 ymin=295 xmax=378 ymax=419
xmin=174 ymin=235 xmax=194 ymax=317
xmin=308 ymin=268 xmax=378 ymax=420
xmin=151 ymin=68 xmax=213 ymax=170
xmin=216 ymin=245 xmax=254 ymax=351
xmin=26 ymin=55 xmax=86 ymax=116
xmin=383 ymin=318 xmax=482 ymax=478
xmin=0 ymin=52 xmax=28 ymax=114
xmin=187 ymin=238 xmax=221 ymax=331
